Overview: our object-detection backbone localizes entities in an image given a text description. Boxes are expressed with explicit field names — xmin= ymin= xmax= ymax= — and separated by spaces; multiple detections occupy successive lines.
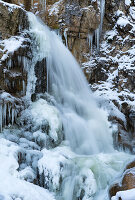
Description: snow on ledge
xmin=125 ymin=0 xmax=131 ymax=6
xmin=0 ymin=36 xmax=24 ymax=61
xmin=117 ymin=16 xmax=130 ymax=27
xmin=48 ymin=0 xmax=64 ymax=16
xmin=112 ymin=188 xmax=135 ymax=200
xmin=0 ymin=0 xmax=22 ymax=12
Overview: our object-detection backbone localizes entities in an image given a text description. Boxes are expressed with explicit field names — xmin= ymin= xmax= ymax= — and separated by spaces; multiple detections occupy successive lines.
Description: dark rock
xmin=109 ymin=183 xmax=121 ymax=198
xmin=35 ymin=58 xmax=47 ymax=94
xmin=117 ymin=23 xmax=133 ymax=34
xmin=31 ymin=93 xmax=37 ymax=102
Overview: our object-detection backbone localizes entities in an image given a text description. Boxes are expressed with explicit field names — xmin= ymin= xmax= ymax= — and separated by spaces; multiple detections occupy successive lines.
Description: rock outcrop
xmin=82 ymin=0 xmax=135 ymax=153
xmin=110 ymin=160 xmax=135 ymax=198
xmin=0 ymin=1 xmax=47 ymax=132
xmin=0 ymin=1 xmax=29 ymax=39
xmin=2 ymin=0 xmax=101 ymax=63
xmin=0 ymin=1 xmax=31 ymax=131
xmin=0 ymin=1 xmax=30 ymax=97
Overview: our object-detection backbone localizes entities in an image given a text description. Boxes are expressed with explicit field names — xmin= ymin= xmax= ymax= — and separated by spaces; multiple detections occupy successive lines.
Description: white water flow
xmin=28 ymin=12 xmax=113 ymax=155
xmin=27 ymin=13 xmax=133 ymax=200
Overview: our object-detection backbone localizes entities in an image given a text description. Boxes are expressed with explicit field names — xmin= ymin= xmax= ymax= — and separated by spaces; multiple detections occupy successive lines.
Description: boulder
xmin=109 ymin=161 xmax=135 ymax=199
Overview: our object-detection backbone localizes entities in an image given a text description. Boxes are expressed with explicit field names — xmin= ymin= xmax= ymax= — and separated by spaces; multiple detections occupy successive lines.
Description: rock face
xmin=45 ymin=0 xmax=100 ymax=62
xmin=34 ymin=58 xmax=47 ymax=94
xmin=82 ymin=0 xmax=135 ymax=153
xmin=0 ymin=1 xmax=29 ymax=39
xmin=3 ymin=0 xmax=101 ymax=63
xmin=0 ymin=1 xmax=30 ymax=131
xmin=0 ymin=1 xmax=47 ymax=131
xmin=0 ymin=1 xmax=30 ymax=97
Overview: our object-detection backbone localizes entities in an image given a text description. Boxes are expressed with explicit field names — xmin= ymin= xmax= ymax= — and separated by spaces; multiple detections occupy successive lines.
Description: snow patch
xmin=125 ymin=0 xmax=131 ymax=6
xmin=117 ymin=16 xmax=130 ymax=27
xmin=0 ymin=138 xmax=55 ymax=200
xmin=48 ymin=0 xmax=64 ymax=16
xmin=112 ymin=188 xmax=135 ymax=200
xmin=0 ymin=36 xmax=24 ymax=61
xmin=22 ymin=99 xmax=62 ymax=142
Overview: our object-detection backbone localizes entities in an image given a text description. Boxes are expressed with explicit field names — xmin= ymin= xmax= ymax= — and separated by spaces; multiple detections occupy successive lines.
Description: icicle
xmin=64 ymin=28 xmax=68 ymax=47
xmin=8 ymin=59 xmax=12 ymax=69
xmin=95 ymin=0 xmax=105 ymax=51
xmin=45 ymin=0 xmax=46 ymax=11
xmin=95 ymin=28 xmax=100 ymax=50
xmin=23 ymin=80 xmax=26 ymax=94
xmin=100 ymin=0 xmax=105 ymax=34
xmin=0 ymin=104 xmax=2 ymax=132
xmin=12 ymin=107 xmax=14 ymax=125
xmin=18 ymin=56 xmax=21 ymax=65
xmin=88 ymin=34 xmax=93 ymax=55
xmin=12 ymin=80 xmax=15 ymax=88
xmin=31 ymin=0 xmax=33 ymax=8
xmin=46 ymin=56 xmax=49 ymax=93
xmin=3 ymin=103 xmax=7 ymax=126
xmin=57 ymin=29 xmax=62 ymax=41
xmin=8 ymin=103 xmax=11 ymax=123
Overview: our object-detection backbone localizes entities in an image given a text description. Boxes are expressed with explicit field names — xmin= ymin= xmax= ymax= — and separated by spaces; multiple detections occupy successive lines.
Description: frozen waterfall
xmin=28 ymin=12 xmax=113 ymax=155
xmin=0 ymin=11 xmax=133 ymax=200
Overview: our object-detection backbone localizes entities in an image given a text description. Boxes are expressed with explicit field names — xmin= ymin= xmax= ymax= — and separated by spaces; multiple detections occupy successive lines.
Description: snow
xmin=0 ymin=138 xmax=55 ymax=200
xmin=0 ymin=0 xmax=21 ymax=12
xmin=125 ymin=0 xmax=131 ymax=6
xmin=112 ymin=188 xmax=135 ymax=200
xmin=38 ymin=145 xmax=74 ymax=191
xmin=48 ymin=0 xmax=64 ymax=16
xmin=116 ymin=10 xmax=124 ymax=17
xmin=130 ymin=6 xmax=135 ymax=20
xmin=106 ymin=30 xmax=117 ymax=40
xmin=29 ymin=99 xmax=62 ymax=142
xmin=0 ymin=36 xmax=24 ymax=61
xmin=117 ymin=16 xmax=130 ymax=27
xmin=3 ymin=37 xmax=24 ymax=53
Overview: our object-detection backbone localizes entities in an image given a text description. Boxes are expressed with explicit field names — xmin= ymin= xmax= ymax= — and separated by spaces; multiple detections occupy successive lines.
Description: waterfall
xmin=28 ymin=12 xmax=113 ymax=155
xmin=26 ymin=13 xmax=133 ymax=200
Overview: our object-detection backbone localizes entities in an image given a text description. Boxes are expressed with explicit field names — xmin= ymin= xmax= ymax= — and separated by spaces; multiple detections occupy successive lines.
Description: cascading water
xmin=27 ymin=12 xmax=133 ymax=200
xmin=28 ymin=12 xmax=113 ymax=155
